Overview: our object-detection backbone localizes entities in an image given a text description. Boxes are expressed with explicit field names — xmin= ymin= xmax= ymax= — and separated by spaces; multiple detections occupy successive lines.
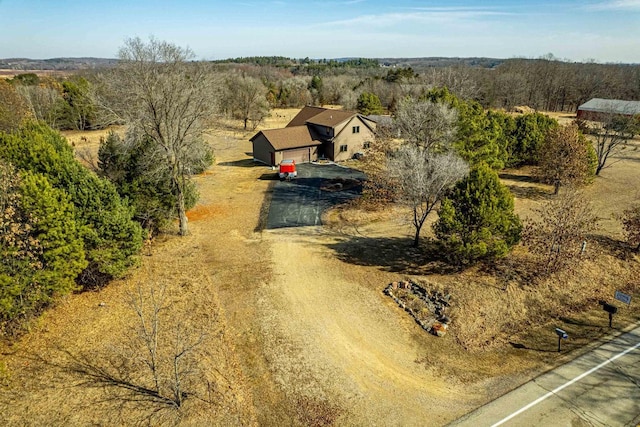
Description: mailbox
xmin=602 ymin=302 xmax=618 ymax=328
xmin=555 ymin=328 xmax=568 ymax=339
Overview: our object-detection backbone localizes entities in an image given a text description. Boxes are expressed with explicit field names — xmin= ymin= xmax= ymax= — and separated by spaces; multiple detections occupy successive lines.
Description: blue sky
xmin=0 ymin=0 xmax=639 ymax=62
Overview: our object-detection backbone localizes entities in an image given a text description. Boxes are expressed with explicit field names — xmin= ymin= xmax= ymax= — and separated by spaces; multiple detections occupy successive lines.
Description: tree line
xmin=3 ymin=54 xmax=638 ymax=136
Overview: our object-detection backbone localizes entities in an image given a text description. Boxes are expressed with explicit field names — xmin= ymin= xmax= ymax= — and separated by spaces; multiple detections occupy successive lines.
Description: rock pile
xmin=384 ymin=280 xmax=451 ymax=337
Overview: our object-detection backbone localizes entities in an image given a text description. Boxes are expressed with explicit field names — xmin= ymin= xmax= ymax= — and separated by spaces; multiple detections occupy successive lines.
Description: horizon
xmin=1 ymin=55 xmax=639 ymax=67
xmin=1 ymin=1 xmax=639 ymax=63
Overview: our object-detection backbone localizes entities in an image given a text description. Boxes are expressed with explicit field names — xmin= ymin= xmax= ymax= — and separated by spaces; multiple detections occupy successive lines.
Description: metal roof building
xmin=577 ymin=98 xmax=640 ymax=121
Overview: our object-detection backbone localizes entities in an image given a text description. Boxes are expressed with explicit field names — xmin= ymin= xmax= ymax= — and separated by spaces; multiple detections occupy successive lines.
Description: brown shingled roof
xmin=252 ymin=126 xmax=323 ymax=150
xmin=286 ymin=106 xmax=327 ymax=127
xmin=305 ymin=109 xmax=357 ymax=127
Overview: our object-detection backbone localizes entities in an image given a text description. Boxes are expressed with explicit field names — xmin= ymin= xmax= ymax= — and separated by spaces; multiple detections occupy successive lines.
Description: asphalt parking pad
xmin=266 ymin=163 xmax=366 ymax=229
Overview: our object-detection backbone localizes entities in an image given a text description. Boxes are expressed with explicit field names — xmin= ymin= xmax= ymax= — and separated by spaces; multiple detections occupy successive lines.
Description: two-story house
xmin=250 ymin=106 xmax=377 ymax=166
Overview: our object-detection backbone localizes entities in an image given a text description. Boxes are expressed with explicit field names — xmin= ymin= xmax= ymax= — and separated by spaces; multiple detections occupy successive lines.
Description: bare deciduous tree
xmin=393 ymin=97 xmax=458 ymax=151
xmin=99 ymin=37 xmax=217 ymax=236
xmin=524 ymin=189 xmax=598 ymax=274
xmin=221 ymin=73 xmax=270 ymax=130
xmin=0 ymin=80 xmax=28 ymax=133
xmin=61 ymin=284 xmax=215 ymax=425
xmin=388 ymin=145 xmax=469 ymax=247
xmin=15 ymin=84 xmax=62 ymax=127
xmin=587 ymin=109 xmax=636 ymax=176
xmin=537 ymin=123 xmax=593 ymax=194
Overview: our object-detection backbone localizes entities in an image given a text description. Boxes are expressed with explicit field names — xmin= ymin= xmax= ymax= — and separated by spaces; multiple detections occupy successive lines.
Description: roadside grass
xmin=1 ymin=107 xmax=639 ymax=425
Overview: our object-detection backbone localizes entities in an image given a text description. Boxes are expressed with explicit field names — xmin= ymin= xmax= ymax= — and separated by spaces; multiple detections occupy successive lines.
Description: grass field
xmin=1 ymin=109 xmax=639 ymax=426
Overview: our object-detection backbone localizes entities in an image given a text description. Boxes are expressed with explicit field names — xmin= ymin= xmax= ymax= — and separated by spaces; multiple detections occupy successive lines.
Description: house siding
xmin=331 ymin=117 xmax=376 ymax=161
xmin=252 ymin=133 xmax=274 ymax=165
xmin=251 ymin=107 xmax=377 ymax=165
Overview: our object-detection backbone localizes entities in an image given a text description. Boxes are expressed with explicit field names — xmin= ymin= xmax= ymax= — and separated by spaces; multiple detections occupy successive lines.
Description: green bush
xmin=357 ymin=92 xmax=384 ymax=115
xmin=0 ymin=163 xmax=86 ymax=329
xmin=98 ymin=132 xmax=200 ymax=232
xmin=423 ymin=87 xmax=510 ymax=169
xmin=0 ymin=122 xmax=142 ymax=287
xmin=508 ymin=113 xmax=558 ymax=166
xmin=434 ymin=163 xmax=522 ymax=264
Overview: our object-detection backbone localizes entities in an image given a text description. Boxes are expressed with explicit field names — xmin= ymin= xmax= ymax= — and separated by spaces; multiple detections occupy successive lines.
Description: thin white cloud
xmin=587 ymin=0 xmax=640 ymax=10
xmin=315 ymin=9 xmax=510 ymax=29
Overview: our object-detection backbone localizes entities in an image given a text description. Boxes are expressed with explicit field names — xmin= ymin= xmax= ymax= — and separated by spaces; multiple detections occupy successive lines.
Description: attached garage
xmin=280 ymin=147 xmax=311 ymax=164
xmin=250 ymin=126 xmax=321 ymax=166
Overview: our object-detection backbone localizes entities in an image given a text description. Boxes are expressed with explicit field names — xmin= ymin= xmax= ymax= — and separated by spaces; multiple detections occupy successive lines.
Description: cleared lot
xmin=266 ymin=163 xmax=365 ymax=229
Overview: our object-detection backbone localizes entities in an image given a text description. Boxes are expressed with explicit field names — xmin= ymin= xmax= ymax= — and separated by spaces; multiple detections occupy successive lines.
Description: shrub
xmin=98 ymin=132 xmax=201 ymax=232
xmin=537 ymin=123 xmax=595 ymax=194
xmin=0 ymin=122 xmax=142 ymax=287
xmin=508 ymin=113 xmax=558 ymax=166
xmin=357 ymin=92 xmax=384 ymax=115
xmin=423 ymin=87 xmax=510 ymax=169
xmin=622 ymin=205 xmax=640 ymax=253
xmin=434 ymin=163 xmax=522 ymax=264
xmin=0 ymin=162 xmax=86 ymax=330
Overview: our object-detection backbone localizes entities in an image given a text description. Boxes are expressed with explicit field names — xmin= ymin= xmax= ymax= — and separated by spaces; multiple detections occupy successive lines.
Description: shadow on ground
xmin=325 ymin=235 xmax=460 ymax=275
xmin=499 ymin=172 xmax=539 ymax=184
xmin=508 ymin=341 xmax=557 ymax=353
xmin=499 ymin=171 xmax=552 ymax=201
xmin=589 ymin=233 xmax=633 ymax=260
xmin=217 ymin=158 xmax=259 ymax=168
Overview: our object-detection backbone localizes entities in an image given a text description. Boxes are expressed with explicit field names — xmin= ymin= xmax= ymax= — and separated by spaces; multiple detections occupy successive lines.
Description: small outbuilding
xmin=251 ymin=106 xmax=376 ymax=166
xmin=577 ymin=98 xmax=640 ymax=122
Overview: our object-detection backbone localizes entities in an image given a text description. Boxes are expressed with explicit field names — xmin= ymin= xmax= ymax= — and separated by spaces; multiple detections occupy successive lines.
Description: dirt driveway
xmin=203 ymin=129 xmax=490 ymax=425
xmin=259 ymin=227 xmax=477 ymax=425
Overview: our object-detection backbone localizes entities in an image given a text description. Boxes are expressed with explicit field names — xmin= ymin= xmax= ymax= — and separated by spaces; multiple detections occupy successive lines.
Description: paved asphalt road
xmin=266 ymin=163 xmax=366 ymax=229
xmin=450 ymin=325 xmax=640 ymax=427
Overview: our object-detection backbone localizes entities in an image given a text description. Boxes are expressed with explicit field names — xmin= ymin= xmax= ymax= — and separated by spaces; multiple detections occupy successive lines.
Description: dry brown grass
xmin=61 ymin=126 xmax=125 ymax=169
xmin=0 ymin=70 xmax=73 ymax=79
xmin=1 ymin=107 xmax=639 ymax=426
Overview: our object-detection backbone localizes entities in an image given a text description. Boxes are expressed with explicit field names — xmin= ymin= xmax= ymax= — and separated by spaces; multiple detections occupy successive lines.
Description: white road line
xmin=491 ymin=338 xmax=640 ymax=427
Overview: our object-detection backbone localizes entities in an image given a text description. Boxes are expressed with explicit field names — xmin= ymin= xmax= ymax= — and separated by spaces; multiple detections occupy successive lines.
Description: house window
xmin=352 ymin=126 xmax=360 ymax=133
xmin=340 ymin=144 xmax=348 ymax=152
xmin=363 ymin=141 xmax=371 ymax=149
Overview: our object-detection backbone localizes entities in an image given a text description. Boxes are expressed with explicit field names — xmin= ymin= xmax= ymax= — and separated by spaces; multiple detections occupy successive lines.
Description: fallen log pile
xmin=384 ymin=280 xmax=451 ymax=337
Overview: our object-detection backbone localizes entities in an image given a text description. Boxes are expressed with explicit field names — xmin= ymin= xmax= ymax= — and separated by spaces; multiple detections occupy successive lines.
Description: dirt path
xmin=258 ymin=227 xmax=475 ymax=425
xmin=196 ymin=127 xmax=481 ymax=425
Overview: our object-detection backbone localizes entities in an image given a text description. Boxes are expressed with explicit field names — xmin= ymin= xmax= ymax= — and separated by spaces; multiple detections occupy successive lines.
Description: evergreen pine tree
xmin=434 ymin=163 xmax=522 ymax=264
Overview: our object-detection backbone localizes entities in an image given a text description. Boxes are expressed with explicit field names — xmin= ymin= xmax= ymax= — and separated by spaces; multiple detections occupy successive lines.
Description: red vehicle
xmin=278 ymin=159 xmax=297 ymax=180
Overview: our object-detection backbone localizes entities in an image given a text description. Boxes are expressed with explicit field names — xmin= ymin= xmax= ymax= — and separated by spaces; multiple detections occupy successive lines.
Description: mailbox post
xmin=555 ymin=328 xmax=568 ymax=352
xmin=602 ymin=303 xmax=618 ymax=328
